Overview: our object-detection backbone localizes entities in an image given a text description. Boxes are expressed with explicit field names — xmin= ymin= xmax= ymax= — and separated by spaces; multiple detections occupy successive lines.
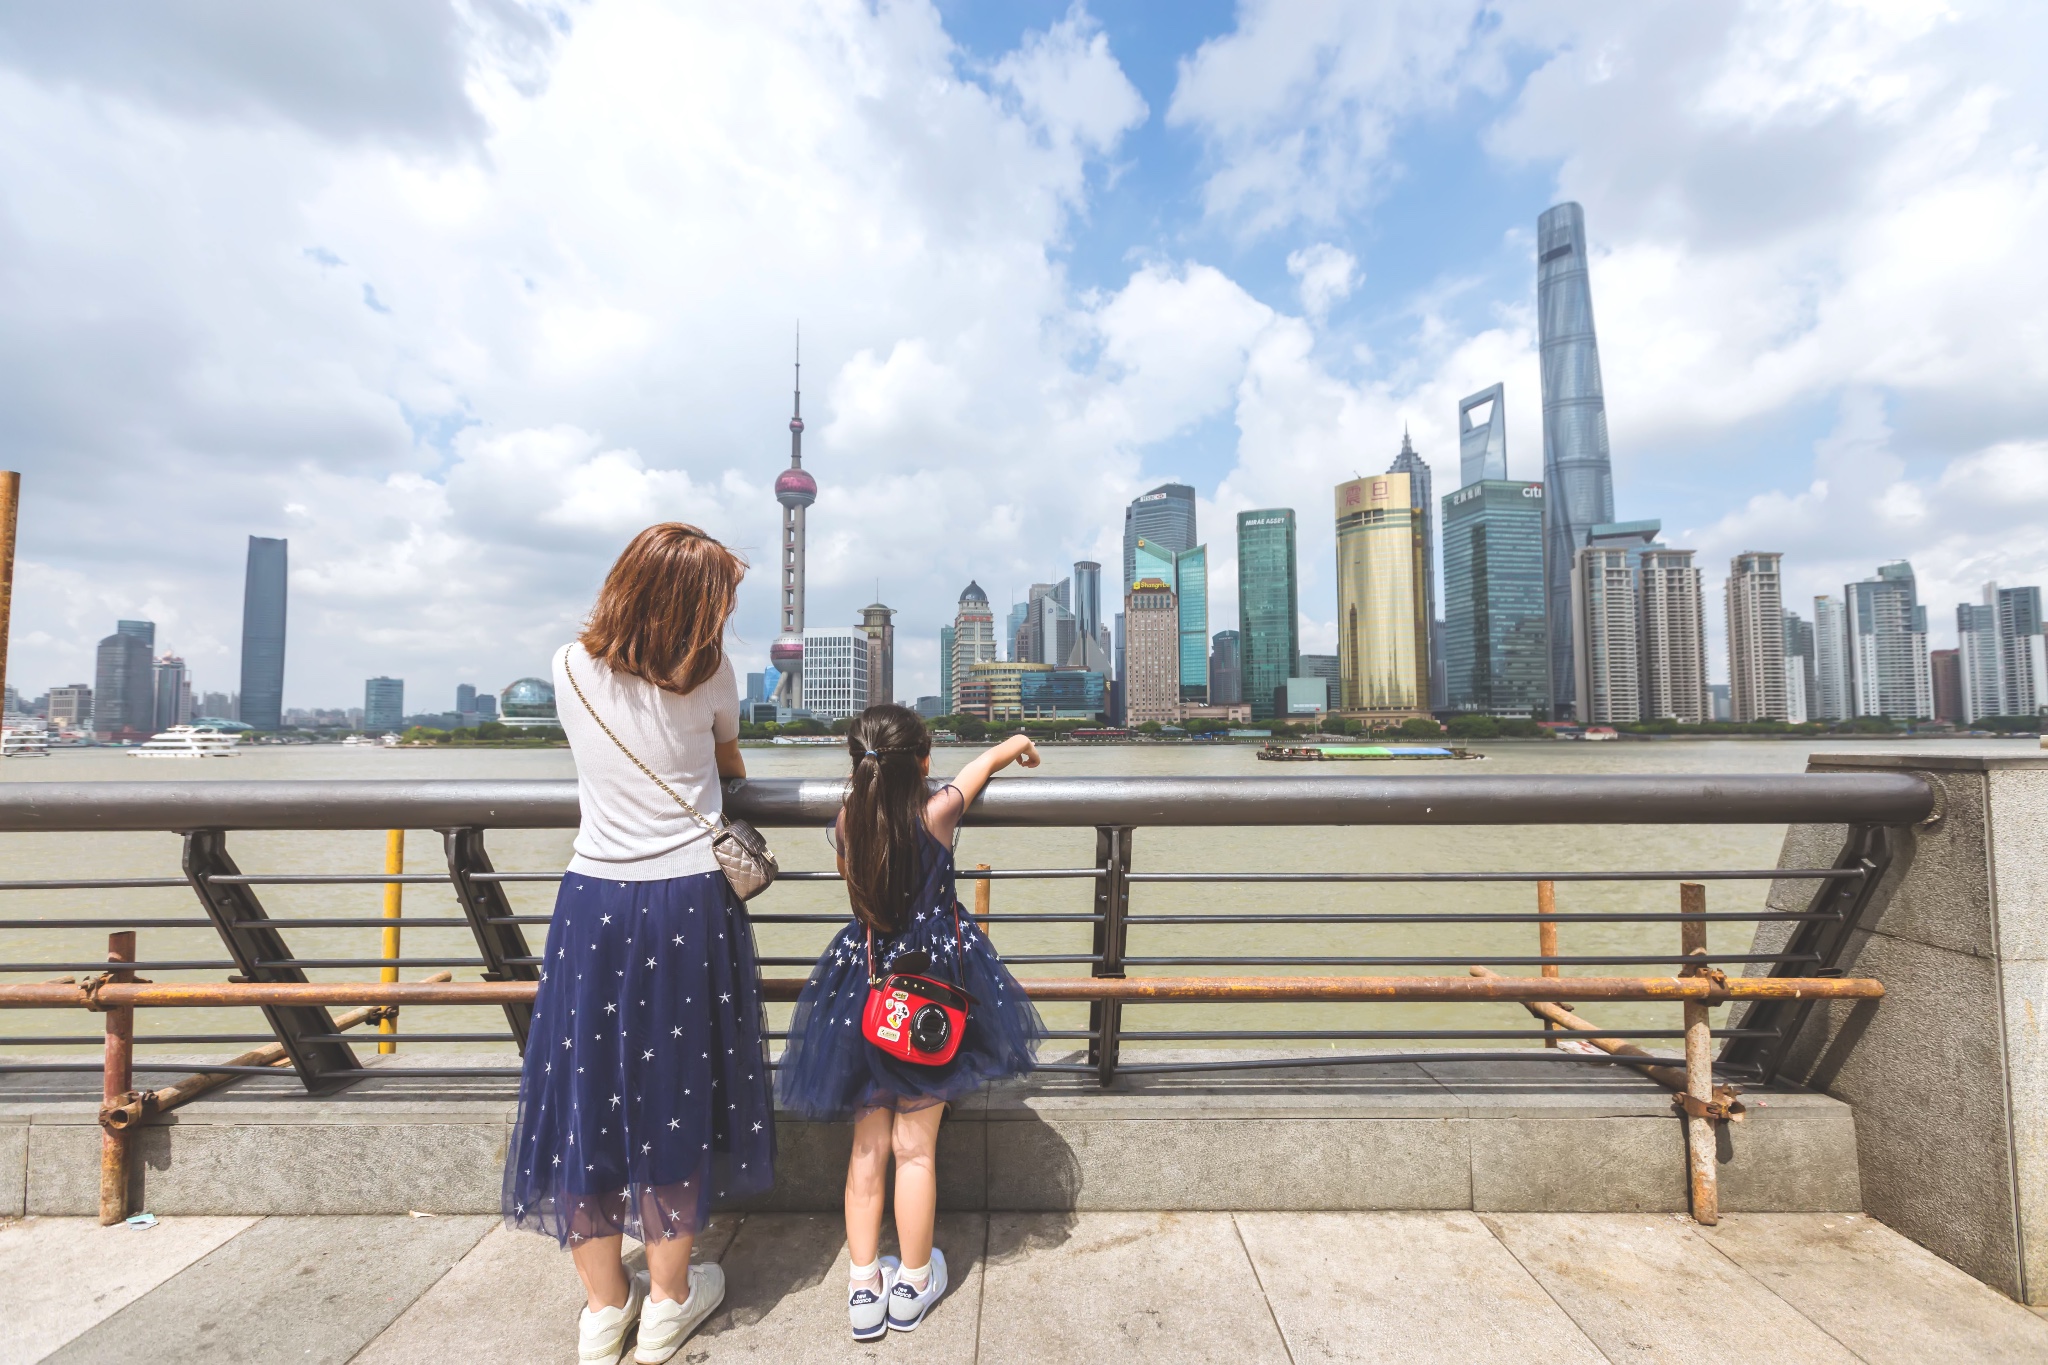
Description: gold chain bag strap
xmin=562 ymin=651 xmax=779 ymax=901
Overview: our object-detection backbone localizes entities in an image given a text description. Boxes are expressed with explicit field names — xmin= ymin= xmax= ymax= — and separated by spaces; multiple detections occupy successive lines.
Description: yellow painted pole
xmin=0 ymin=471 xmax=18 ymax=752
xmin=380 ymin=829 xmax=404 ymax=1054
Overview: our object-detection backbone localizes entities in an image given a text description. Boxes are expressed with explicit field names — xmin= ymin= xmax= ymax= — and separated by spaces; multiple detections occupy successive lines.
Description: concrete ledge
xmin=2 ymin=1051 xmax=1863 ymax=1217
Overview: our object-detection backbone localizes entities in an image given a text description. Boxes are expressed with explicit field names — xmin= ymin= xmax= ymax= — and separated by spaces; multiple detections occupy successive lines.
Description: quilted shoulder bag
xmin=562 ymin=651 xmax=779 ymax=901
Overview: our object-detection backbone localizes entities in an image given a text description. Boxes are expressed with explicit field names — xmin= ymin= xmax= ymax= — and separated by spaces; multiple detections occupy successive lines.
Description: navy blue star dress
xmin=777 ymin=792 xmax=1044 ymax=1119
xmin=503 ymin=871 xmax=774 ymax=1245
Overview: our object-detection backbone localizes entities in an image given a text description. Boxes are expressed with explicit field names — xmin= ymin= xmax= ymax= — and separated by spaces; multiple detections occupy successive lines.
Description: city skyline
xmin=3 ymin=6 xmax=2046 ymax=712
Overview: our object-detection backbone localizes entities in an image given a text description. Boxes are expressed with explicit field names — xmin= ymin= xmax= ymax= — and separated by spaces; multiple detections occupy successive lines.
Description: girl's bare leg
xmin=845 ymin=1107 xmax=895 ymax=1272
xmin=643 ymin=1231 xmax=698 ymax=1304
xmin=571 ymin=1235 xmax=631 ymax=1312
xmin=890 ymin=1104 xmax=945 ymax=1272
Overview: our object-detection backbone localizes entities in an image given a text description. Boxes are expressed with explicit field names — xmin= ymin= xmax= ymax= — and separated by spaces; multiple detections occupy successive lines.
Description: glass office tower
xmin=1133 ymin=537 xmax=1207 ymax=702
xmin=1122 ymin=484 xmax=1197 ymax=593
xmin=1458 ymin=384 xmax=1508 ymax=487
xmin=1334 ymin=473 xmax=1429 ymax=715
xmin=1442 ymin=481 xmax=1548 ymax=715
xmin=1386 ymin=432 xmax=1441 ymax=710
xmin=1236 ymin=509 xmax=1299 ymax=720
xmin=239 ymin=536 xmax=288 ymax=731
xmin=1537 ymin=203 xmax=1616 ymax=720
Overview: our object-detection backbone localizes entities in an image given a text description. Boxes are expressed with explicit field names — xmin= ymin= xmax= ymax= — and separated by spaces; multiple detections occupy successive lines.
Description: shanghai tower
xmin=1537 ymin=202 xmax=1615 ymax=719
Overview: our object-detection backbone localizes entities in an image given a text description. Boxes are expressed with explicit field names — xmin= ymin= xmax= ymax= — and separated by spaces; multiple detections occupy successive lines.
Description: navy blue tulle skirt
xmin=503 ymin=871 xmax=774 ymax=1245
xmin=777 ymin=891 xmax=1044 ymax=1119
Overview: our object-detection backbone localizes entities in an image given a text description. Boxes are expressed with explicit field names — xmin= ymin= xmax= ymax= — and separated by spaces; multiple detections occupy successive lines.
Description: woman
xmin=503 ymin=523 xmax=773 ymax=1365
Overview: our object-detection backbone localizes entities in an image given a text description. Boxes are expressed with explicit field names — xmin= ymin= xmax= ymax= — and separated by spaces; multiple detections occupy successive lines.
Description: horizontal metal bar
xmin=230 ymin=917 xmax=475 ymax=929
xmin=0 ymin=919 xmax=217 ymax=930
xmin=1106 ymin=1051 xmax=1706 ymax=1075
xmin=1116 ymin=1028 xmax=1778 ymax=1041
xmin=465 ymin=873 xmax=564 ymax=883
xmin=206 ymin=874 xmax=454 ymax=886
xmin=1116 ymin=953 xmax=1814 ymax=967
xmin=0 ymin=973 xmax=1886 ymax=1008
xmin=251 ymin=958 xmax=488 ymax=969
xmin=0 ymin=1034 xmax=281 ymax=1046
xmin=0 ymin=878 xmax=193 ymax=891
xmin=1126 ymin=868 xmax=1864 ymax=884
xmin=0 ymin=772 xmax=1936 ymax=832
xmin=0 ymin=961 xmax=240 ymax=973
xmin=745 ymin=913 xmax=1102 ymax=925
xmin=1121 ymin=913 xmax=1830 ymax=925
xmin=0 ymin=1062 xmax=299 ymax=1075
xmin=295 ymin=1033 xmax=517 ymax=1044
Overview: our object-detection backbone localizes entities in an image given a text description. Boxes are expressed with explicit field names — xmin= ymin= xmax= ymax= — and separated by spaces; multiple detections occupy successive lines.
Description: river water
xmin=1 ymin=738 xmax=2029 ymax=1060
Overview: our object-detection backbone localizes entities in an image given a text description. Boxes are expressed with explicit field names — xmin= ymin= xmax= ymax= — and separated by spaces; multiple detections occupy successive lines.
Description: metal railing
xmin=0 ymin=772 xmax=1922 ymax=1086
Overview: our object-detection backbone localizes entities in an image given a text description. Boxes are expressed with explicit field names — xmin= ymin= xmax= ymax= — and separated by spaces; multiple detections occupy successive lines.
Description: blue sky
xmin=2 ymin=0 xmax=2046 ymax=710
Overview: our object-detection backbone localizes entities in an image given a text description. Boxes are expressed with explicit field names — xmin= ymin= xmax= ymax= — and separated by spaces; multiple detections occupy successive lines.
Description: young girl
xmin=777 ymin=705 xmax=1045 ymax=1340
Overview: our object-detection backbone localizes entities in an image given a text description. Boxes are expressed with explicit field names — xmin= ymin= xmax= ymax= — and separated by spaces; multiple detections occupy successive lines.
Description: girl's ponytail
xmin=842 ymin=703 xmax=935 ymax=936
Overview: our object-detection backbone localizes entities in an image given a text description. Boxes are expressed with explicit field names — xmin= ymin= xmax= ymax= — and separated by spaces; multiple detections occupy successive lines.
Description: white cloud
xmin=1284 ymin=244 xmax=1358 ymax=319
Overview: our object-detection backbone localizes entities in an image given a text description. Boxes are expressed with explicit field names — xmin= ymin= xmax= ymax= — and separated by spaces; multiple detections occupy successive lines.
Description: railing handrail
xmin=0 ymin=771 xmax=1935 ymax=832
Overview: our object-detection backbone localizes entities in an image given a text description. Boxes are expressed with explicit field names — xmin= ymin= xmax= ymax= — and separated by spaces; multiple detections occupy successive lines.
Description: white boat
xmin=340 ymin=734 xmax=377 ymax=747
xmin=770 ymin=735 xmax=842 ymax=746
xmin=129 ymin=725 xmax=242 ymax=758
xmin=2 ymin=728 xmax=52 ymax=757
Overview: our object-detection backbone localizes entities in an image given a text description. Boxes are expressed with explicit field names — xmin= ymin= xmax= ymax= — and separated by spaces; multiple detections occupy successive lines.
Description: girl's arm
xmin=715 ymin=738 xmax=746 ymax=779
xmin=940 ymin=735 xmax=1039 ymax=813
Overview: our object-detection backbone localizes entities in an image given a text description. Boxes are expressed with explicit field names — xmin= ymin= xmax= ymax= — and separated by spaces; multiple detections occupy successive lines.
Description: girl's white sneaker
xmin=848 ymin=1256 xmax=899 ymax=1341
xmin=633 ymin=1264 xmax=725 ymax=1363
xmin=886 ymin=1248 xmax=948 ymax=1332
xmin=577 ymin=1276 xmax=646 ymax=1365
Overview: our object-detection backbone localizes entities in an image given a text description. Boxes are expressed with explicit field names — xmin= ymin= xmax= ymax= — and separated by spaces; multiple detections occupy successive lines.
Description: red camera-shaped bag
xmin=860 ymin=904 xmax=973 ymax=1067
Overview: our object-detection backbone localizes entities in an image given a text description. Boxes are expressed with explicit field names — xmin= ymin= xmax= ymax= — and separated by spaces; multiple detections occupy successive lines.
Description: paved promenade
xmin=6 ymin=1209 xmax=2046 ymax=1364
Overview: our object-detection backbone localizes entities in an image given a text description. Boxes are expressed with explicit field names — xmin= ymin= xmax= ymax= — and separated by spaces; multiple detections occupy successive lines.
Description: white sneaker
xmin=577 ymin=1275 xmax=646 ymax=1365
xmin=634 ymin=1263 xmax=725 ymax=1363
xmin=849 ymin=1256 xmax=899 ymax=1341
xmin=886 ymin=1248 xmax=947 ymax=1332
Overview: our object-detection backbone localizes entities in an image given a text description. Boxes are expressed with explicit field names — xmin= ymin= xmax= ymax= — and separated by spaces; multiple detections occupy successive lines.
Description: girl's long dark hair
xmin=842 ymin=704 xmax=933 ymax=935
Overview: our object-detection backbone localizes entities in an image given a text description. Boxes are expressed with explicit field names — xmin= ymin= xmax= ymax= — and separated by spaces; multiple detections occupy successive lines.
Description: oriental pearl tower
xmin=769 ymin=340 xmax=816 ymax=710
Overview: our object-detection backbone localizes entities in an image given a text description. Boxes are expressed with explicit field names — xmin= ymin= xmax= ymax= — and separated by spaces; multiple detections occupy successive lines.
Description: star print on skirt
xmin=503 ymin=871 xmax=775 ymax=1245
xmin=777 ymin=826 xmax=1044 ymax=1120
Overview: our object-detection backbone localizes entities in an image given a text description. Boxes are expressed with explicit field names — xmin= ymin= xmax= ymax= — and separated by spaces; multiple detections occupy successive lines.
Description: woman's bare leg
xmin=890 ymin=1104 xmax=945 ymax=1272
xmin=845 ymin=1107 xmax=895 ymax=1271
xmin=570 ymin=1235 xmax=631 ymax=1312
xmin=643 ymin=1231 xmax=698 ymax=1304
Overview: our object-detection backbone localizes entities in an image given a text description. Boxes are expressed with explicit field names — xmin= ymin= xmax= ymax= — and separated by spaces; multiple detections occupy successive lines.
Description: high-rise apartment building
xmin=1333 ymin=473 xmax=1429 ymax=717
xmin=1236 ymin=509 xmax=1299 ymax=721
xmin=1726 ymin=552 xmax=1788 ymax=723
xmin=1957 ymin=599 xmax=2002 ymax=722
xmin=1122 ymin=483 xmax=1197 ymax=592
xmin=153 ymin=655 xmax=192 ymax=730
xmin=1638 ymin=550 xmax=1708 ymax=723
xmin=239 ymin=536 xmax=287 ymax=731
xmin=1386 ymin=432 xmax=1442 ymax=710
xmin=48 ymin=684 xmax=92 ymax=729
xmin=1208 ymin=630 xmax=1242 ymax=705
xmin=1123 ymin=578 xmax=1181 ymax=724
xmin=938 ymin=626 xmax=955 ymax=714
xmin=948 ymin=582 xmax=996 ymax=715
xmin=1783 ymin=611 xmax=1818 ymax=723
xmin=1458 ymin=385 xmax=1508 ymax=487
xmin=1132 ymin=538 xmax=1208 ymax=703
xmin=1812 ymin=596 xmax=1850 ymax=721
xmin=1537 ymin=202 xmax=1617 ymax=721
xmin=858 ymin=601 xmax=895 ymax=708
xmin=93 ymin=628 xmax=154 ymax=740
xmin=1995 ymin=584 xmax=2046 ymax=717
xmin=364 ymin=677 xmax=404 ymax=732
xmin=1442 ymin=480 xmax=1548 ymax=716
xmin=799 ymin=628 xmax=869 ymax=722
xmin=1571 ymin=547 xmax=1639 ymax=724
xmin=1931 ymin=649 xmax=1963 ymax=724
xmin=1846 ymin=562 xmax=1931 ymax=720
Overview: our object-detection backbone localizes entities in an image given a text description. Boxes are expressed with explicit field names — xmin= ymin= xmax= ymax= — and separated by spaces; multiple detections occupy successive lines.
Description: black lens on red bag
xmin=909 ymin=1003 xmax=952 ymax=1054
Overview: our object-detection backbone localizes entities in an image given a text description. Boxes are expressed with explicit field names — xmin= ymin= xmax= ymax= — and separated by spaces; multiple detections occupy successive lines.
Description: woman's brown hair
xmin=842 ymin=704 xmax=934 ymax=935
xmin=580 ymin=523 xmax=746 ymax=694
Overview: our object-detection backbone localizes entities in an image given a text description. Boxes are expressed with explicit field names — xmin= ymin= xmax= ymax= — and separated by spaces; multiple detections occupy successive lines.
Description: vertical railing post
xmin=98 ymin=931 xmax=135 ymax=1225
xmin=1088 ymin=825 xmax=1131 ymax=1087
xmin=1537 ymin=879 xmax=1559 ymax=1047
xmin=1680 ymin=881 xmax=1719 ymax=1225
xmin=379 ymin=829 xmax=404 ymax=1054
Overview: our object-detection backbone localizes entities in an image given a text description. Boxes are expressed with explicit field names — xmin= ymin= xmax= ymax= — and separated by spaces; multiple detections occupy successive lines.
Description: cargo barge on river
xmin=1256 ymin=742 xmax=1483 ymax=761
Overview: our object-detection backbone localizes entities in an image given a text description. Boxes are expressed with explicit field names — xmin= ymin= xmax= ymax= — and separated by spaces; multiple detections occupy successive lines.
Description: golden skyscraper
xmin=1334 ymin=472 xmax=1430 ymax=717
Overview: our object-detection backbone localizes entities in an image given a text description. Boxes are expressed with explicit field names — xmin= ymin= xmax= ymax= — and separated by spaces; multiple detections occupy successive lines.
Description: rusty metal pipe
xmin=2 ymin=973 xmax=1883 ymax=1009
xmin=99 ymin=973 xmax=453 ymax=1130
xmin=1681 ymin=883 xmax=1720 ymax=1225
xmin=1470 ymin=965 xmax=1691 ymax=1088
xmin=98 ymin=932 xmax=135 ymax=1225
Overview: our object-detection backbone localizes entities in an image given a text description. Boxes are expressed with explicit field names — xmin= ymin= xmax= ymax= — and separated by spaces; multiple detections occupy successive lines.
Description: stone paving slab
xmin=0 ymin=1214 xmax=257 ymax=1365
xmin=1482 ymin=1212 xmax=1862 ymax=1362
xmin=43 ymin=1214 xmax=495 ymax=1365
xmin=1236 ymin=1210 xmax=1604 ymax=1363
xmin=1697 ymin=1213 xmax=2048 ymax=1363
